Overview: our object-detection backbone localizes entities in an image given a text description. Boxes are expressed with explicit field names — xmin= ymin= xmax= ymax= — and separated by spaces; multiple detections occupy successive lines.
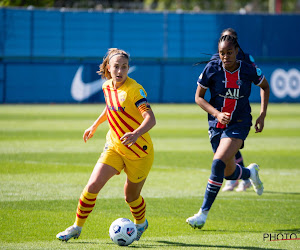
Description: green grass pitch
xmin=0 ymin=103 xmax=299 ymax=249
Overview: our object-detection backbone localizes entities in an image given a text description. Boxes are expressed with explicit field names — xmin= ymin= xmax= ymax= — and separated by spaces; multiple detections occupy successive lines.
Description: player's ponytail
xmin=194 ymin=31 xmax=246 ymax=67
xmin=193 ymin=53 xmax=217 ymax=66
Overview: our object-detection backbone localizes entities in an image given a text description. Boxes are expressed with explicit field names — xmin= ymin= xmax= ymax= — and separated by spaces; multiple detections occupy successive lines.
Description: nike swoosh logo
xmin=232 ymin=132 xmax=239 ymax=134
xmin=71 ymin=65 xmax=136 ymax=101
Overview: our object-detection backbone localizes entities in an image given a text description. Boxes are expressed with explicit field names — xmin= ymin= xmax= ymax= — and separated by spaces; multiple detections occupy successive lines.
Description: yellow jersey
xmin=102 ymin=77 xmax=153 ymax=160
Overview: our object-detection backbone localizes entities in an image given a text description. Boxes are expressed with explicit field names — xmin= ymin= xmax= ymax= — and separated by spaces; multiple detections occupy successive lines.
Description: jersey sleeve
xmin=197 ymin=62 xmax=216 ymax=89
xmin=133 ymin=87 xmax=151 ymax=114
xmin=252 ymin=66 xmax=265 ymax=86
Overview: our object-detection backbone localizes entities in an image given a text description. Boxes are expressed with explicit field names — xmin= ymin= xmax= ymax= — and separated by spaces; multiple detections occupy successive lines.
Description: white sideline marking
xmin=6 ymin=160 xmax=300 ymax=175
xmin=8 ymin=160 xmax=91 ymax=167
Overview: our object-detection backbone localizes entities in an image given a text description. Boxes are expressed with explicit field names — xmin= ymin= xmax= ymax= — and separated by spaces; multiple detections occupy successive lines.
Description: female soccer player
xmin=212 ymin=28 xmax=257 ymax=192
xmin=186 ymin=35 xmax=270 ymax=229
xmin=56 ymin=48 xmax=156 ymax=242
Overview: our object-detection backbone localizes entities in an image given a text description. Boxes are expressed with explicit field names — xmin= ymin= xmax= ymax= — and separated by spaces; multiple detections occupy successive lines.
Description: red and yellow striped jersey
xmin=102 ymin=77 xmax=153 ymax=159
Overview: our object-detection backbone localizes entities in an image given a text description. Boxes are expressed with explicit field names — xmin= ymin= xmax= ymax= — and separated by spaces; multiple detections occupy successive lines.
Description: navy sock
xmin=235 ymin=151 xmax=244 ymax=167
xmin=225 ymin=164 xmax=250 ymax=180
xmin=201 ymin=159 xmax=225 ymax=212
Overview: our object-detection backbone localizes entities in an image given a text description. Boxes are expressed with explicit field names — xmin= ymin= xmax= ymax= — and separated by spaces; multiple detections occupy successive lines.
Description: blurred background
xmin=0 ymin=0 xmax=299 ymax=103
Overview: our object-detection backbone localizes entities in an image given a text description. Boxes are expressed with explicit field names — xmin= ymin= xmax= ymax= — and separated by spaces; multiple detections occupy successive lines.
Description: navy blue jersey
xmin=197 ymin=59 xmax=264 ymax=128
xmin=211 ymin=51 xmax=256 ymax=67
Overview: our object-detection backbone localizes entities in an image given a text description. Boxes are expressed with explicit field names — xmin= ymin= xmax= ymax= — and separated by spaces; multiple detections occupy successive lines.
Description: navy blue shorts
xmin=209 ymin=124 xmax=250 ymax=153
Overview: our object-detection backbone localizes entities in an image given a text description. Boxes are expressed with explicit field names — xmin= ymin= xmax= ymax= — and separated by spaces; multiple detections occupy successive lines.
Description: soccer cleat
xmin=247 ymin=163 xmax=264 ymax=195
xmin=235 ymin=179 xmax=252 ymax=192
xmin=222 ymin=180 xmax=239 ymax=192
xmin=186 ymin=211 xmax=207 ymax=229
xmin=135 ymin=219 xmax=148 ymax=241
xmin=56 ymin=225 xmax=82 ymax=242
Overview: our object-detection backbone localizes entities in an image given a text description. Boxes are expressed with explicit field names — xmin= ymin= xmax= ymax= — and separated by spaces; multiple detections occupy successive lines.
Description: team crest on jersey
xmin=140 ymin=89 xmax=146 ymax=98
xmin=236 ymin=79 xmax=243 ymax=86
xmin=119 ymin=94 xmax=126 ymax=102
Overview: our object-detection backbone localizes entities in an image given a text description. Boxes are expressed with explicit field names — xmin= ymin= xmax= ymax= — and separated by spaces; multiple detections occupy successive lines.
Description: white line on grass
xmin=7 ymin=160 xmax=92 ymax=167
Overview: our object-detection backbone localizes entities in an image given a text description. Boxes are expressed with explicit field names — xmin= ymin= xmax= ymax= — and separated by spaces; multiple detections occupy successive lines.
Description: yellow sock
xmin=127 ymin=195 xmax=146 ymax=224
xmin=75 ymin=188 xmax=98 ymax=227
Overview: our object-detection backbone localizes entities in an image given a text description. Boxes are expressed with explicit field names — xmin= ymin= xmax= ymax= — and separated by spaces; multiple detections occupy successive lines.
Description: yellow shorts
xmin=97 ymin=142 xmax=154 ymax=183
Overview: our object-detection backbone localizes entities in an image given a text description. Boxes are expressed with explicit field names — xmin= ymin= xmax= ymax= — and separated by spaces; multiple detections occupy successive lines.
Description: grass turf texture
xmin=0 ymin=103 xmax=300 ymax=250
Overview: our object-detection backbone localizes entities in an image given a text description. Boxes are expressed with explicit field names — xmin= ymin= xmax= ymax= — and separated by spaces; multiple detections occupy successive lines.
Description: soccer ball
xmin=109 ymin=218 xmax=137 ymax=246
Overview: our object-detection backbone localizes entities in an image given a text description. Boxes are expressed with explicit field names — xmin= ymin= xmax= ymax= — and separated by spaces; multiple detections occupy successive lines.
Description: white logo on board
xmin=71 ymin=66 xmax=136 ymax=102
xmin=271 ymin=68 xmax=300 ymax=98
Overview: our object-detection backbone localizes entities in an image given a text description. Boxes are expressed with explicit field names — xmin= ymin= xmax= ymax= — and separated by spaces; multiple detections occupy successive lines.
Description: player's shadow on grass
xmin=275 ymin=228 xmax=300 ymax=233
xmin=66 ymin=242 xmax=154 ymax=248
xmin=264 ymin=190 xmax=300 ymax=195
xmin=62 ymin=241 xmax=98 ymax=245
xmin=157 ymin=240 xmax=284 ymax=250
xmin=106 ymin=242 xmax=154 ymax=248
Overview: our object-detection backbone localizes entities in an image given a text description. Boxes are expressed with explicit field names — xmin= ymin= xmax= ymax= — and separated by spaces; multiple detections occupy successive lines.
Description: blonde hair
xmin=97 ymin=48 xmax=129 ymax=79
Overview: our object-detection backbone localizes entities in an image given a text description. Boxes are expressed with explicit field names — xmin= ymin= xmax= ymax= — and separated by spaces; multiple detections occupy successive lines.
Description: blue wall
xmin=1 ymin=8 xmax=300 ymax=103
xmin=4 ymin=61 xmax=300 ymax=103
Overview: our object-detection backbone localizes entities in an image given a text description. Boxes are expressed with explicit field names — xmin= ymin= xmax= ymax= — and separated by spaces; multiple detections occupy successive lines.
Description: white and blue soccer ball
xmin=109 ymin=218 xmax=137 ymax=246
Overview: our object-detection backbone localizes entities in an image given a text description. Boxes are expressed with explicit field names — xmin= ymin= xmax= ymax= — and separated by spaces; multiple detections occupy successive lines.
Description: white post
xmin=269 ymin=0 xmax=275 ymax=13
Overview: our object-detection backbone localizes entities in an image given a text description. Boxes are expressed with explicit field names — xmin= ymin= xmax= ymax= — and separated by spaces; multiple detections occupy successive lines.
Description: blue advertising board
xmin=3 ymin=61 xmax=300 ymax=103
xmin=0 ymin=8 xmax=299 ymax=103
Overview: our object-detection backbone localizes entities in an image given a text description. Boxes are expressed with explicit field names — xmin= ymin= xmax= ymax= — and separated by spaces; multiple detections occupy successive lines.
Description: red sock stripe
xmin=130 ymin=198 xmax=145 ymax=210
xmin=83 ymin=195 xmax=97 ymax=202
xmin=77 ymin=208 xmax=93 ymax=214
xmin=79 ymin=199 xmax=96 ymax=208
xmin=76 ymin=213 xmax=88 ymax=219
xmin=135 ymin=210 xmax=146 ymax=220
xmin=208 ymin=179 xmax=223 ymax=187
xmin=130 ymin=205 xmax=146 ymax=215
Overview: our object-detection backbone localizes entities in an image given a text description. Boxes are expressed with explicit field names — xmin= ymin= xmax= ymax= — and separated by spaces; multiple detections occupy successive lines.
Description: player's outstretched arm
xmin=83 ymin=107 xmax=108 ymax=142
